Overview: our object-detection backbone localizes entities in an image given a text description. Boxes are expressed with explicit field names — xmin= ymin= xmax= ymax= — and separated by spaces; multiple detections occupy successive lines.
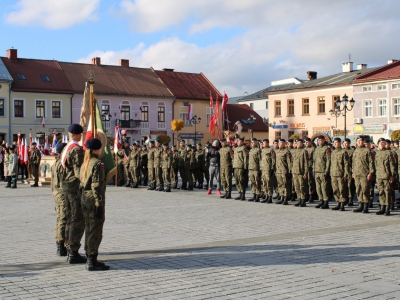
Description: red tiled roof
xmin=352 ymin=60 xmax=400 ymax=83
xmin=155 ymin=70 xmax=222 ymax=100
xmin=1 ymin=57 xmax=73 ymax=94
xmin=59 ymin=62 xmax=174 ymax=98
xmin=226 ymin=104 xmax=269 ymax=132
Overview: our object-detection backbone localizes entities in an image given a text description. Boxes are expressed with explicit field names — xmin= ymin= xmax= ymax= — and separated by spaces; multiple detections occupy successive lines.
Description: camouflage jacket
xmin=260 ymin=147 xmax=276 ymax=172
xmin=116 ymin=148 xmax=125 ymax=165
xmin=275 ymin=148 xmax=292 ymax=174
xmin=375 ymin=148 xmax=396 ymax=179
xmin=171 ymin=150 xmax=179 ymax=169
xmin=154 ymin=147 xmax=162 ymax=167
xmin=51 ymin=159 xmax=63 ymax=197
xmin=147 ymin=148 xmax=156 ymax=169
xmin=305 ymin=146 xmax=315 ymax=169
xmin=352 ymin=146 xmax=375 ymax=176
xmin=162 ymin=148 xmax=172 ymax=169
xmin=248 ymin=146 xmax=261 ymax=171
xmin=80 ymin=156 xmax=106 ymax=207
xmin=219 ymin=146 xmax=232 ymax=168
xmin=178 ymin=147 xmax=187 ymax=167
xmin=29 ymin=148 xmax=41 ymax=165
xmin=313 ymin=145 xmax=331 ymax=173
xmin=233 ymin=145 xmax=248 ymax=169
xmin=330 ymin=148 xmax=350 ymax=178
xmin=195 ymin=149 xmax=205 ymax=170
xmin=61 ymin=144 xmax=84 ymax=184
xmin=291 ymin=147 xmax=309 ymax=175
xmin=129 ymin=149 xmax=140 ymax=168
xmin=184 ymin=150 xmax=196 ymax=169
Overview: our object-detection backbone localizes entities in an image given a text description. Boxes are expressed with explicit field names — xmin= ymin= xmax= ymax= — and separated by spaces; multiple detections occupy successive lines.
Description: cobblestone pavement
xmin=1 ymin=181 xmax=400 ymax=299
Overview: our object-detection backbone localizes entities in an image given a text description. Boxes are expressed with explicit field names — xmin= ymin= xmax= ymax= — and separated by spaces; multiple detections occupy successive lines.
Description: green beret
xmin=196 ymin=143 xmax=202 ymax=146
xmin=155 ymin=139 xmax=160 ymax=143
xmin=172 ymin=144 xmax=176 ymax=147
xmin=186 ymin=144 xmax=192 ymax=148
xmin=162 ymin=142 xmax=168 ymax=146
xmin=205 ymin=145 xmax=210 ymax=149
xmin=148 ymin=140 xmax=155 ymax=144
xmin=31 ymin=142 xmax=37 ymax=145
xmin=10 ymin=145 xmax=16 ymax=150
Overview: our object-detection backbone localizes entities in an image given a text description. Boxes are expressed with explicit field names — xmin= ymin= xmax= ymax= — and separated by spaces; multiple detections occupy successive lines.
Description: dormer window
xmin=16 ymin=73 xmax=26 ymax=81
xmin=40 ymin=74 xmax=51 ymax=82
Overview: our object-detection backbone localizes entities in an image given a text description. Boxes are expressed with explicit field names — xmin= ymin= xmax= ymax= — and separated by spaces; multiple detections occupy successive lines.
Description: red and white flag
xmin=17 ymin=133 xmax=22 ymax=159
xmin=23 ymin=138 xmax=28 ymax=165
xmin=187 ymin=104 xmax=193 ymax=121
xmin=222 ymin=92 xmax=229 ymax=112
xmin=83 ymin=115 xmax=93 ymax=151
xmin=20 ymin=138 xmax=25 ymax=164
xmin=41 ymin=116 xmax=45 ymax=128
xmin=44 ymin=136 xmax=50 ymax=151
xmin=114 ymin=125 xmax=122 ymax=154
xmin=209 ymin=92 xmax=213 ymax=108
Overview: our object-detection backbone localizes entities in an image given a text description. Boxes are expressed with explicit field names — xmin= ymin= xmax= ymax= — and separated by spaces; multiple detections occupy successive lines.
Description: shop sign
xmin=353 ymin=124 xmax=384 ymax=135
xmin=48 ymin=128 xmax=65 ymax=133
xmin=179 ymin=133 xmax=204 ymax=139
xmin=289 ymin=123 xmax=306 ymax=129
xmin=272 ymin=125 xmax=288 ymax=129
xmin=141 ymin=130 xmax=150 ymax=135
xmin=312 ymin=126 xmax=331 ymax=136
xmin=150 ymin=130 xmax=167 ymax=135
xmin=332 ymin=129 xmax=349 ymax=136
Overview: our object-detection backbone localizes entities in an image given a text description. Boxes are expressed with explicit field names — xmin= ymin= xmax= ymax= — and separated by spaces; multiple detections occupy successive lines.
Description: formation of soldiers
xmin=115 ymin=135 xmax=400 ymax=216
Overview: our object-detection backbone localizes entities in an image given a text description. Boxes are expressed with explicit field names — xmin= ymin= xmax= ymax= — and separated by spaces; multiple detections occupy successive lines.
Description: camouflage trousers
xmin=331 ymin=176 xmax=347 ymax=203
xmin=124 ymin=163 xmax=131 ymax=182
xmin=62 ymin=182 xmax=85 ymax=252
xmin=81 ymin=191 xmax=105 ymax=256
xmin=30 ymin=163 xmax=39 ymax=184
xmin=233 ymin=168 xmax=245 ymax=193
xmin=185 ymin=168 xmax=193 ymax=187
xmin=377 ymin=178 xmax=392 ymax=206
xmin=148 ymin=167 xmax=155 ymax=184
xmin=220 ymin=166 xmax=232 ymax=192
xmin=261 ymin=170 xmax=273 ymax=196
xmin=155 ymin=166 xmax=163 ymax=185
xmin=130 ymin=166 xmax=140 ymax=183
xmin=346 ymin=177 xmax=356 ymax=200
xmin=117 ymin=163 xmax=125 ymax=184
xmin=249 ymin=170 xmax=261 ymax=195
xmin=315 ymin=173 xmax=329 ymax=201
xmin=354 ymin=175 xmax=372 ymax=204
xmin=293 ymin=174 xmax=307 ymax=200
xmin=162 ymin=168 xmax=171 ymax=186
xmin=171 ymin=168 xmax=178 ymax=184
xmin=53 ymin=192 xmax=67 ymax=243
xmin=307 ymin=169 xmax=315 ymax=196
xmin=275 ymin=173 xmax=290 ymax=197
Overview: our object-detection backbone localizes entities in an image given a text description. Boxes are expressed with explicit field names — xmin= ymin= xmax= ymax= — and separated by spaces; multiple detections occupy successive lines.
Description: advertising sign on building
xmin=312 ymin=126 xmax=331 ymax=136
xmin=273 ymin=125 xmax=288 ymax=129
xmin=353 ymin=124 xmax=384 ymax=135
xmin=289 ymin=123 xmax=306 ymax=129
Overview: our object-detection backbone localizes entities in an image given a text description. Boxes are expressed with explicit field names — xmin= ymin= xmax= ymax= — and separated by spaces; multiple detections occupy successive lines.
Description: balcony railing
xmin=141 ymin=122 xmax=149 ymax=129
xmin=115 ymin=119 xmax=141 ymax=128
xmin=157 ymin=122 xmax=166 ymax=129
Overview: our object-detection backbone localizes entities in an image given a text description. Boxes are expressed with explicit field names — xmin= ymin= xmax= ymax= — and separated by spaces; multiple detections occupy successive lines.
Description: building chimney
xmin=92 ymin=57 xmax=101 ymax=66
xmin=342 ymin=62 xmax=353 ymax=72
xmin=388 ymin=59 xmax=398 ymax=64
xmin=307 ymin=71 xmax=317 ymax=80
xmin=163 ymin=68 xmax=174 ymax=72
xmin=119 ymin=59 xmax=129 ymax=67
xmin=357 ymin=64 xmax=367 ymax=70
xmin=6 ymin=49 xmax=18 ymax=62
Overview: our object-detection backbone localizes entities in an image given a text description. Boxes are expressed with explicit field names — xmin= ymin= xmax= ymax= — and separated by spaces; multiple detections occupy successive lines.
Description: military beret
xmin=31 ymin=142 xmax=37 ymax=145
xmin=304 ymin=138 xmax=311 ymax=142
xmin=155 ymin=139 xmax=160 ymax=143
xmin=186 ymin=144 xmax=192 ymax=148
xmin=344 ymin=138 xmax=351 ymax=143
xmin=333 ymin=137 xmax=341 ymax=142
xmin=197 ymin=143 xmax=202 ymax=146
xmin=233 ymin=145 xmax=238 ymax=148
xmin=238 ymin=137 xmax=244 ymax=141
xmin=273 ymin=139 xmax=279 ymax=143
xmin=148 ymin=140 xmax=155 ymax=144
xmin=356 ymin=135 xmax=364 ymax=140
xmin=123 ymin=139 xmax=129 ymax=144
xmin=180 ymin=139 xmax=185 ymax=143
xmin=317 ymin=135 xmax=325 ymax=140
xmin=136 ymin=140 xmax=140 ymax=143
xmin=172 ymin=144 xmax=176 ymax=148
xmin=385 ymin=139 xmax=391 ymax=144
xmin=68 ymin=123 xmax=83 ymax=134
xmin=205 ymin=145 xmax=210 ymax=149
xmin=364 ymin=138 xmax=371 ymax=143
xmin=296 ymin=139 xmax=303 ymax=143
xmin=251 ymin=138 xmax=258 ymax=141
xmin=263 ymin=139 xmax=269 ymax=142
xmin=287 ymin=139 xmax=293 ymax=143
xmin=86 ymin=138 xmax=102 ymax=150
xmin=132 ymin=143 xmax=138 ymax=147
xmin=279 ymin=139 xmax=286 ymax=142
xmin=9 ymin=145 xmax=16 ymax=150
xmin=162 ymin=142 xmax=168 ymax=146
xmin=378 ymin=138 xmax=386 ymax=144
xmin=220 ymin=138 xmax=227 ymax=142
xmin=141 ymin=145 xmax=147 ymax=148
xmin=56 ymin=143 xmax=67 ymax=154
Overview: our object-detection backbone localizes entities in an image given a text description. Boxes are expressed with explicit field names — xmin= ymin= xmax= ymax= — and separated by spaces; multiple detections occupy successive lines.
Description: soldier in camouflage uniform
xmin=305 ymin=138 xmax=315 ymax=202
xmin=154 ymin=139 xmax=164 ymax=191
xmin=80 ymin=138 xmax=109 ymax=271
xmin=171 ymin=145 xmax=179 ymax=189
xmin=219 ymin=138 xmax=233 ymax=199
xmin=375 ymin=138 xmax=396 ymax=215
xmin=147 ymin=140 xmax=156 ymax=190
xmin=247 ymin=138 xmax=261 ymax=202
xmin=195 ymin=143 xmax=205 ymax=189
xmin=287 ymin=139 xmax=296 ymax=201
xmin=274 ymin=139 xmax=292 ymax=205
xmin=51 ymin=143 xmax=67 ymax=256
xmin=61 ymin=124 xmax=86 ymax=264
xmin=260 ymin=139 xmax=275 ymax=203
xmin=330 ymin=138 xmax=350 ymax=211
xmin=313 ymin=136 xmax=331 ymax=209
xmin=29 ymin=142 xmax=41 ymax=187
xmin=123 ymin=140 xmax=132 ymax=187
xmin=352 ymin=136 xmax=375 ymax=213
xmin=116 ymin=146 xmax=125 ymax=186
xmin=185 ymin=144 xmax=196 ymax=190
xmin=233 ymin=137 xmax=248 ymax=200
xmin=129 ymin=143 xmax=140 ymax=188
xmin=178 ymin=140 xmax=187 ymax=190
xmin=343 ymin=138 xmax=356 ymax=206
xmin=385 ymin=139 xmax=398 ymax=210
xmin=139 ymin=145 xmax=148 ymax=186
xmin=292 ymin=139 xmax=309 ymax=207
xmin=161 ymin=142 xmax=172 ymax=192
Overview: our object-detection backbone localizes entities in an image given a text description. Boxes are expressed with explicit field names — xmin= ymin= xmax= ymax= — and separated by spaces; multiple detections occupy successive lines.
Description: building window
xmin=393 ymin=98 xmax=400 ymax=116
xmin=287 ymin=99 xmax=294 ymax=116
xmin=275 ymin=131 xmax=281 ymax=139
xmin=16 ymin=73 xmax=26 ymax=81
xmin=206 ymin=107 xmax=212 ymax=126
xmin=121 ymin=105 xmax=130 ymax=120
xmin=302 ymin=98 xmax=309 ymax=115
xmin=274 ymin=100 xmax=281 ymax=117
xmin=250 ymin=103 xmax=254 ymax=109
xmin=378 ymin=99 xmax=387 ymax=116
xmin=317 ymin=97 xmax=325 ymax=114
xmin=364 ymin=100 xmax=372 ymax=117
xmin=377 ymin=85 xmax=386 ymax=91
xmin=0 ymin=99 xmax=4 ymax=117
xmin=288 ymin=131 xmax=294 ymax=138
xmin=52 ymin=101 xmax=61 ymax=118
xmin=140 ymin=106 xmax=148 ymax=122
xmin=332 ymin=95 xmax=340 ymax=109
xmin=392 ymin=83 xmax=400 ymax=89
xmin=363 ymin=86 xmax=372 ymax=92
xmin=265 ymin=101 xmax=268 ymax=109
xmin=40 ymin=74 xmax=51 ymax=82
xmin=36 ymin=100 xmax=45 ymax=118
xmin=179 ymin=106 xmax=191 ymax=126
xmin=301 ymin=130 xmax=308 ymax=138
xmin=158 ymin=106 xmax=165 ymax=122
xmin=14 ymin=100 xmax=24 ymax=117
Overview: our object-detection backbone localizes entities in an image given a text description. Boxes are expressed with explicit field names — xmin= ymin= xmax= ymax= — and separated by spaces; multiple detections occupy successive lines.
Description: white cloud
xmin=5 ymin=0 xmax=100 ymax=29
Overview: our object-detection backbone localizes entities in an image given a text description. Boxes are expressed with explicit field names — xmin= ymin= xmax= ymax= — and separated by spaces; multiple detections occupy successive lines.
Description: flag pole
xmin=88 ymin=71 xmax=96 ymax=138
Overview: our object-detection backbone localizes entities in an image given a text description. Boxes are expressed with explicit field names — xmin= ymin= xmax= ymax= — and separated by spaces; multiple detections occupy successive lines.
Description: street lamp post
xmin=335 ymin=94 xmax=355 ymax=140
xmin=191 ymin=115 xmax=201 ymax=145
xmin=248 ymin=114 xmax=256 ymax=139
xmin=329 ymin=107 xmax=341 ymax=136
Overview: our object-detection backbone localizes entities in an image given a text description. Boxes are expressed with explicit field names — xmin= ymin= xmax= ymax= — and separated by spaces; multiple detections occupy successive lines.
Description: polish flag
xmin=20 ymin=138 xmax=25 ymax=164
xmin=83 ymin=115 xmax=93 ymax=151
xmin=209 ymin=92 xmax=213 ymax=108
xmin=222 ymin=92 xmax=229 ymax=112
xmin=114 ymin=125 xmax=121 ymax=154
xmin=23 ymin=138 xmax=28 ymax=165
xmin=41 ymin=116 xmax=45 ymax=128
xmin=187 ymin=104 xmax=193 ymax=121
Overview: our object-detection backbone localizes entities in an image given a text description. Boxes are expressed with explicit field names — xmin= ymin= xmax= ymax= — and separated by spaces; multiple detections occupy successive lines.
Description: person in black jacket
xmin=205 ymin=140 xmax=221 ymax=195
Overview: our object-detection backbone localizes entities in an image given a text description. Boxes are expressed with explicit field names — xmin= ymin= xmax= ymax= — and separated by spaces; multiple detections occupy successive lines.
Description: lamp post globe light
xmin=191 ymin=115 xmax=201 ymax=145
xmin=248 ymin=114 xmax=256 ymax=139
xmin=335 ymin=94 xmax=355 ymax=140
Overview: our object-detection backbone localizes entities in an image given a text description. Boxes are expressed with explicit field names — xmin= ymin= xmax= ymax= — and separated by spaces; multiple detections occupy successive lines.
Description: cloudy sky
xmin=1 ymin=0 xmax=399 ymax=96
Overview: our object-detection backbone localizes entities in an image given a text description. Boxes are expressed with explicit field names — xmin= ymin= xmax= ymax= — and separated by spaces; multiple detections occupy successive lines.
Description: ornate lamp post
xmin=335 ymin=94 xmax=355 ymax=140
xmin=329 ymin=107 xmax=341 ymax=136
xmin=191 ymin=115 xmax=201 ymax=145
xmin=248 ymin=114 xmax=256 ymax=139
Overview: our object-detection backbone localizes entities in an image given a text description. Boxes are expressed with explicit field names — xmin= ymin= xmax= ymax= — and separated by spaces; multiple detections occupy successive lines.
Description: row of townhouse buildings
xmin=0 ymin=49 xmax=268 ymax=145
xmin=237 ymin=60 xmax=400 ymax=143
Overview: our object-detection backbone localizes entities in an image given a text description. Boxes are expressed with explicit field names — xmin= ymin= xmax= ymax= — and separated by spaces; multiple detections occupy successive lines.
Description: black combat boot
xmin=385 ymin=206 xmax=391 ymax=216
xmin=308 ymin=194 xmax=314 ymax=203
xmin=276 ymin=196 xmax=284 ymax=204
xmin=321 ymin=201 xmax=329 ymax=209
xmin=5 ymin=176 xmax=11 ymax=188
xmin=353 ymin=203 xmax=364 ymax=213
xmin=220 ymin=191 xmax=228 ymax=199
xmin=125 ymin=180 xmax=131 ymax=187
xmin=300 ymin=199 xmax=307 ymax=207
xmin=11 ymin=178 xmax=17 ymax=189
xmin=369 ymin=201 xmax=373 ymax=208
xmin=340 ymin=202 xmax=345 ymax=211
xmin=272 ymin=192 xmax=280 ymax=199
xmin=67 ymin=251 xmax=87 ymax=264
xmin=86 ymin=255 xmax=110 ymax=271
xmin=241 ymin=192 xmax=246 ymax=201
xmin=235 ymin=193 xmax=242 ymax=200
xmin=267 ymin=196 xmax=273 ymax=203
xmin=198 ymin=183 xmax=203 ymax=189
xmin=260 ymin=195 xmax=267 ymax=203
xmin=31 ymin=183 xmax=39 ymax=187
xmin=180 ymin=183 xmax=188 ymax=190
xmin=187 ymin=185 xmax=193 ymax=191
xmin=225 ymin=191 xmax=232 ymax=199
xmin=133 ymin=182 xmax=139 ymax=188
xmin=282 ymin=196 xmax=288 ymax=205
xmin=255 ymin=194 xmax=260 ymax=202
xmin=259 ymin=191 xmax=265 ymax=199
xmin=165 ymin=185 xmax=171 ymax=192
xmin=315 ymin=200 xmax=324 ymax=208
xmin=376 ymin=205 xmax=386 ymax=215
xmin=331 ymin=202 xmax=341 ymax=210
xmin=148 ymin=183 xmax=156 ymax=190
xmin=294 ymin=198 xmax=302 ymax=207
xmin=347 ymin=197 xmax=354 ymax=206
xmin=362 ymin=203 xmax=369 ymax=213
xmin=172 ymin=183 xmax=178 ymax=189
xmin=158 ymin=185 xmax=164 ymax=191
xmin=248 ymin=194 xmax=256 ymax=202
xmin=291 ymin=193 xmax=297 ymax=202
xmin=56 ymin=242 xmax=67 ymax=256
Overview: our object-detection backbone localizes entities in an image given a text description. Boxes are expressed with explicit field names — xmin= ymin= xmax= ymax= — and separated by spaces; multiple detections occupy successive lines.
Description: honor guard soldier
xmin=51 ymin=142 xmax=68 ymax=256
xmin=219 ymin=138 xmax=233 ymax=199
xmin=184 ymin=144 xmax=196 ymax=191
xmin=275 ymin=139 xmax=292 ymax=205
xmin=352 ymin=136 xmax=375 ymax=213
xmin=178 ymin=140 xmax=187 ymax=189
xmin=123 ymin=140 xmax=132 ymax=187
xmin=171 ymin=145 xmax=179 ymax=189
xmin=62 ymin=124 xmax=86 ymax=264
xmin=233 ymin=137 xmax=248 ymax=200
xmin=305 ymin=138 xmax=315 ymax=202
xmin=139 ymin=145 xmax=148 ymax=186
xmin=161 ymin=142 xmax=172 ymax=192
xmin=343 ymin=138 xmax=356 ymax=206
xmin=292 ymin=139 xmax=309 ymax=207
xmin=330 ymin=138 xmax=350 ymax=211
xmin=375 ymin=138 xmax=396 ymax=215
xmin=29 ymin=142 xmax=41 ymax=187
xmin=206 ymin=140 xmax=221 ymax=194
xmin=248 ymin=138 xmax=261 ymax=201
xmin=147 ymin=140 xmax=156 ymax=190
xmin=129 ymin=143 xmax=140 ymax=188
xmin=313 ymin=136 xmax=331 ymax=209
xmin=154 ymin=139 xmax=164 ymax=191
xmin=260 ymin=139 xmax=275 ymax=203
